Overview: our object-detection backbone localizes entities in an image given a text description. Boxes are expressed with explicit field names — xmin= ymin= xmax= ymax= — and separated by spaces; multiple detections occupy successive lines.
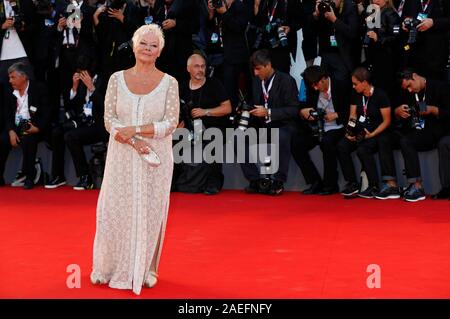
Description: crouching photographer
xmin=337 ymin=67 xmax=391 ymax=198
xmin=375 ymin=69 xmax=450 ymax=202
xmin=2 ymin=62 xmax=51 ymax=189
xmin=45 ymin=55 xmax=109 ymax=190
xmin=293 ymin=65 xmax=349 ymax=195
xmin=239 ymin=49 xmax=300 ymax=195
xmin=172 ymin=53 xmax=232 ymax=195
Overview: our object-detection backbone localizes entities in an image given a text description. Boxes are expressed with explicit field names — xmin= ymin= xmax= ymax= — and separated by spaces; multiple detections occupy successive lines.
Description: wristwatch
xmin=205 ymin=109 xmax=211 ymax=116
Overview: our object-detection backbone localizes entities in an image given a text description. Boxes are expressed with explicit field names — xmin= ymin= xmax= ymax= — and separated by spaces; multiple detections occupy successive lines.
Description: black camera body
xmin=308 ymin=108 xmax=326 ymax=141
xmin=180 ymin=99 xmax=195 ymax=132
xmin=18 ymin=119 xmax=31 ymax=135
xmin=405 ymin=105 xmax=423 ymax=130
xmin=211 ymin=0 xmax=223 ymax=9
xmin=10 ymin=1 xmax=24 ymax=30
xmin=346 ymin=117 xmax=368 ymax=141
xmin=403 ymin=17 xmax=420 ymax=44
xmin=62 ymin=109 xmax=93 ymax=130
xmin=318 ymin=0 xmax=335 ymax=15
xmin=266 ymin=19 xmax=288 ymax=49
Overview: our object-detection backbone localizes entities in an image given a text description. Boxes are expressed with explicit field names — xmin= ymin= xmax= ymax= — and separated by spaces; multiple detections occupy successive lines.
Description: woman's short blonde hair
xmin=132 ymin=24 xmax=165 ymax=52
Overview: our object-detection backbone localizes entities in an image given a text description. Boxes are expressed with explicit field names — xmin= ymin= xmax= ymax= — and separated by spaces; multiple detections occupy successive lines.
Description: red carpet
xmin=1 ymin=186 xmax=450 ymax=299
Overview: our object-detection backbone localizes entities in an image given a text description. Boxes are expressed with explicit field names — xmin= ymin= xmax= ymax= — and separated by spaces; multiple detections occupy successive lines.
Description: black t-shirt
xmin=179 ymin=77 xmax=230 ymax=128
xmin=351 ymin=87 xmax=390 ymax=132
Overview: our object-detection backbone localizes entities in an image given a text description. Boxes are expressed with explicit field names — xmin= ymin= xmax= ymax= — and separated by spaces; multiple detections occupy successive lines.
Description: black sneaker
xmin=23 ymin=178 xmax=34 ymax=190
xmin=245 ymin=180 xmax=259 ymax=193
xmin=358 ymin=186 xmax=379 ymax=199
xmin=73 ymin=175 xmax=94 ymax=190
xmin=45 ymin=176 xmax=67 ymax=189
xmin=11 ymin=171 xmax=26 ymax=187
xmin=341 ymin=182 xmax=359 ymax=197
xmin=375 ymin=183 xmax=401 ymax=200
xmin=302 ymin=180 xmax=323 ymax=195
xmin=403 ymin=184 xmax=426 ymax=202
xmin=432 ymin=186 xmax=450 ymax=200
xmin=204 ymin=186 xmax=220 ymax=195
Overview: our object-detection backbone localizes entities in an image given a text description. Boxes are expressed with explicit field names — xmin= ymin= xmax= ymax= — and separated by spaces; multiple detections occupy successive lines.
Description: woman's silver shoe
xmin=144 ymin=271 xmax=158 ymax=288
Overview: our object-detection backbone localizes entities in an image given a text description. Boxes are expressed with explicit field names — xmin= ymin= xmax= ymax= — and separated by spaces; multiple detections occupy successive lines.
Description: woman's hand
xmin=364 ymin=129 xmax=374 ymax=139
xmin=130 ymin=138 xmax=152 ymax=155
xmin=115 ymin=126 xmax=137 ymax=143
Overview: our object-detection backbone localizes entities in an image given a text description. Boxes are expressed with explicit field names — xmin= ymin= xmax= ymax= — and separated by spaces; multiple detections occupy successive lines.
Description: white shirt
xmin=61 ymin=1 xmax=83 ymax=46
xmin=0 ymin=0 xmax=27 ymax=61
xmin=14 ymin=81 xmax=31 ymax=125
xmin=318 ymin=78 xmax=343 ymax=132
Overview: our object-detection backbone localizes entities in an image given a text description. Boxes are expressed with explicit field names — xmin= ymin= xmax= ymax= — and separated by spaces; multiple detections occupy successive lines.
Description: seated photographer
xmin=45 ymin=55 xmax=109 ymax=190
xmin=172 ymin=53 xmax=231 ymax=195
xmin=310 ymin=0 xmax=359 ymax=84
xmin=337 ymin=67 xmax=391 ymax=198
xmin=2 ymin=62 xmax=51 ymax=189
xmin=294 ymin=65 xmax=350 ymax=195
xmin=376 ymin=68 xmax=450 ymax=201
xmin=240 ymin=49 xmax=300 ymax=195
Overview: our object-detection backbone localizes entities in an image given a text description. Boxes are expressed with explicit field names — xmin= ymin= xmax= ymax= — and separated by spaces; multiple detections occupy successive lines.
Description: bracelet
xmin=130 ymin=137 xmax=137 ymax=146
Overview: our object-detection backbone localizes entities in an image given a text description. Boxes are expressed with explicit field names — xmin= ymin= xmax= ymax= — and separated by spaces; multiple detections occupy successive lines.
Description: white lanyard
xmin=415 ymin=92 xmax=425 ymax=103
xmin=397 ymin=0 xmax=405 ymax=16
xmin=261 ymin=74 xmax=275 ymax=109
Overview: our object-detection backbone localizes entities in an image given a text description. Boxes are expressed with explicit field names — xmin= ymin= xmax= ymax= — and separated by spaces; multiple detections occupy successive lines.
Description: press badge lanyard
xmin=262 ymin=74 xmax=275 ymax=109
xmin=420 ymin=0 xmax=431 ymax=13
xmin=397 ymin=0 xmax=405 ymax=16
xmin=361 ymin=87 xmax=374 ymax=118
xmin=267 ymin=0 xmax=279 ymax=24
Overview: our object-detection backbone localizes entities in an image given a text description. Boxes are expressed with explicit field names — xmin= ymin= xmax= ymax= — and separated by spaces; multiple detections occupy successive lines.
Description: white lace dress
xmin=91 ymin=71 xmax=179 ymax=295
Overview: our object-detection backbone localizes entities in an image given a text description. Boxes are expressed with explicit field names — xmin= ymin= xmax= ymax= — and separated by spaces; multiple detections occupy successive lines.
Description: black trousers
xmin=337 ymin=135 xmax=380 ymax=187
xmin=291 ymin=127 xmax=345 ymax=189
xmin=222 ymin=61 xmax=252 ymax=109
xmin=64 ymin=125 xmax=109 ymax=178
xmin=438 ymin=133 xmax=450 ymax=188
xmin=377 ymin=128 xmax=442 ymax=183
xmin=20 ymin=133 xmax=46 ymax=179
xmin=239 ymin=124 xmax=298 ymax=183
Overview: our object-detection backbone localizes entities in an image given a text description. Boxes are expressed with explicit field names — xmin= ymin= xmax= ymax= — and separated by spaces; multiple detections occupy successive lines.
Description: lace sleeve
xmin=104 ymin=73 xmax=125 ymax=136
xmin=153 ymin=76 xmax=180 ymax=139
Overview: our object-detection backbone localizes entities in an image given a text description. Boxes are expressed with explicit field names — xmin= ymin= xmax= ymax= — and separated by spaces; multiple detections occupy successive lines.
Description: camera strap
xmin=361 ymin=87 xmax=374 ymax=117
xmin=267 ymin=0 xmax=279 ymax=24
xmin=397 ymin=0 xmax=405 ymax=17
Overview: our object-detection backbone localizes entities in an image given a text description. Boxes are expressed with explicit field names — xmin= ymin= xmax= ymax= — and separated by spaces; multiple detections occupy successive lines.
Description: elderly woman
xmin=90 ymin=24 xmax=179 ymax=295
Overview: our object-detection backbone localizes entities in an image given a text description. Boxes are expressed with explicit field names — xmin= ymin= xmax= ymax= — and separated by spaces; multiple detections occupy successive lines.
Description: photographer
xmin=172 ymin=53 xmax=231 ymax=194
xmin=240 ymin=49 xmax=300 ymax=195
xmin=362 ymin=0 xmax=401 ymax=99
xmin=400 ymin=0 xmax=450 ymax=80
xmin=155 ymin=0 xmax=199 ymax=82
xmin=93 ymin=0 xmax=141 ymax=79
xmin=376 ymin=69 xmax=450 ymax=201
xmin=53 ymin=0 xmax=97 ymax=106
xmin=0 ymin=0 xmax=35 ymax=85
xmin=45 ymin=54 xmax=109 ymax=190
xmin=294 ymin=65 xmax=350 ymax=195
xmin=337 ymin=67 xmax=391 ymax=198
xmin=310 ymin=0 xmax=359 ymax=84
xmin=3 ymin=62 xmax=50 ymax=189
xmin=205 ymin=0 xmax=251 ymax=110
xmin=248 ymin=0 xmax=303 ymax=73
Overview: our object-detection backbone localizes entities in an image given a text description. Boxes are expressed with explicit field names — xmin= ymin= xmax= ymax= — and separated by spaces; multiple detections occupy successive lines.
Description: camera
xmin=10 ymin=1 xmax=24 ymax=30
xmin=179 ymin=99 xmax=195 ymax=133
xmin=405 ymin=105 xmax=423 ymax=130
xmin=106 ymin=0 xmax=126 ymax=10
xmin=308 ymin=108 xmax=326 ymax=141
xmin=233 ymin=93 xmax=255 ymax=131
xmin=318 ymin=0 xmax=335 ymax=15
xmin=346 ymin=116 xmax=368 ymax=141
xmin=266 ymin=20 xmax=288 ymax=49
xmin=403 ymin=17 xmax=420 ymax=45
xmin=18 ymin=118 xmax=31 ymax=134
xmin=62 ymin=109 xmax=93 ymax=130
xmin=211 ymin=0 xmax=223 ymax=9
